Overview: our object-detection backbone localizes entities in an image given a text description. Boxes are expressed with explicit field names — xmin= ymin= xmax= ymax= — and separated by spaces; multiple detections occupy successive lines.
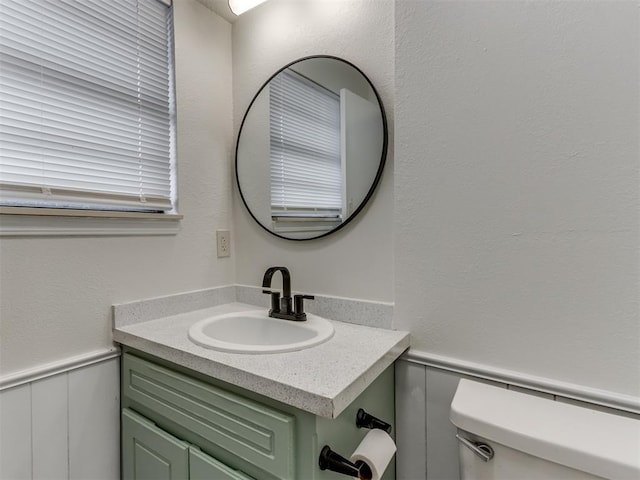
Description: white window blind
xmin=269 ymin=70 xmax=342 ymax=218
xmin=0 ymin=0 xmax=176 ymax=212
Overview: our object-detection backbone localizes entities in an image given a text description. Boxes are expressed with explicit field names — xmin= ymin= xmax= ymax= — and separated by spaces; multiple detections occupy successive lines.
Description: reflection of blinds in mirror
xmin=269 ymin=70 xmax=342 ymax=216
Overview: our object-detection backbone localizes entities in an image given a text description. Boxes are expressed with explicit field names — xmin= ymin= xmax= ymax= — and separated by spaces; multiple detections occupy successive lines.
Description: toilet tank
xmin=450 ymin=379 xmax=640 ymax=479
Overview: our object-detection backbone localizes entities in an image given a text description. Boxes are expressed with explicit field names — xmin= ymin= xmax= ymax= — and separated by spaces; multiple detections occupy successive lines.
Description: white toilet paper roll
xmin=350 ymin=429 xmax=397 ymax=480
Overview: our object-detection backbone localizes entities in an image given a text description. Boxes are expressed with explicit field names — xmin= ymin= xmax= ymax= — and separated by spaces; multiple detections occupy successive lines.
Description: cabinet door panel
xmin=190 ymin=448 xmax=255 ymax=480
xmin=123 ymin=353 xmax=296 ymax=479
xmin=122 ymin=408 xmax=189 ymax=480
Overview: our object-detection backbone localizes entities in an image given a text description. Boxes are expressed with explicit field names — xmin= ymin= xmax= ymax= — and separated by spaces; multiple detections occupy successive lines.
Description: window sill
xmin=271 ymin=216 xmax=342 ymax=234
xmin=0 ymin=207 xmax=183 ymax=237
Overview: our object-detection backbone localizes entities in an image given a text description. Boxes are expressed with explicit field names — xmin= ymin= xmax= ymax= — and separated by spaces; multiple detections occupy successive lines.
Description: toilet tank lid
xmin=450 ymin=379 xmax=640 ymax=479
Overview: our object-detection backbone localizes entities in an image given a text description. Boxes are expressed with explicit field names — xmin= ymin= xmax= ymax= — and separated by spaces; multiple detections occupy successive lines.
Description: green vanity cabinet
xmin=189 ymin=447 xmax=254 ymax=480
xmin=122 ymin=408 xmax=189 ymax=480
xmin=122 ymin=408 xmax=253 ymax=480
xmin=121 ymin=349 xmax=395 ymax=480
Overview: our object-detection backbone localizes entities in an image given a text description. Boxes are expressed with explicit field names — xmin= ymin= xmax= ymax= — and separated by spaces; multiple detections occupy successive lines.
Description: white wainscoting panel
xmin=425 ymin=368 xmax=463 ymax=480
xmin=395 ymin=361 xmax=427 ymax=479
xmin=32 ymin=375 xmax=69 ymax=479
xmin=395 ymin=359 xmax=510 ymax=480
xmin=507 ymin=384 xmax=554 ymax=400
xmin=556 ymin=395 xmax=640 ymax=420
xmin=0 ymin=355 xmax=120 ymax=480
xmin=68 ymin=359 xmax=120 ymax=480
xmin=0 ymin=383 xmax=32 ymax=480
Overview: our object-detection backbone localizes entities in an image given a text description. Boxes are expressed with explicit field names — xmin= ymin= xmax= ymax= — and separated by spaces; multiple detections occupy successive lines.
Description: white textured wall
xmin=394 ymin=1 xmax=640 ymax=397
xmin=231 ymin=0 xmax=394 ymax=301
xmin=0 ymin=0 xmax=234 ymax=377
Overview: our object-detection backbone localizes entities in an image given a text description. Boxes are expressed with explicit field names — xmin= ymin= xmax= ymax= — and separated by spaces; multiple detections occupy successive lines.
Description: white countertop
xmin=113 ymin=301 xmax=410 ymax=419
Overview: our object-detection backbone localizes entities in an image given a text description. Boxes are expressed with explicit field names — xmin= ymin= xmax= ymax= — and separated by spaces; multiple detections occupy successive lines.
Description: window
xmin=0 ymin=0 xmax=176 ymax=214
xmin=269 ymin=70 xmax=342 ymax=226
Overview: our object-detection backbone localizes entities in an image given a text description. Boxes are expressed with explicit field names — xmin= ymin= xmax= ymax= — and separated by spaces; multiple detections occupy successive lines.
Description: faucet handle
xmin=263 ymin=289 xmax=281 ymax=314
xmin=293 ymin=294 xmax=314 ymax=321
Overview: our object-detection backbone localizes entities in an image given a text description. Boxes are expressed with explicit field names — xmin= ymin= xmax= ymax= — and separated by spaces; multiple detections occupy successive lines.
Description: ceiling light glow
xmin=228 ymin=0 xmax=268 ymax=16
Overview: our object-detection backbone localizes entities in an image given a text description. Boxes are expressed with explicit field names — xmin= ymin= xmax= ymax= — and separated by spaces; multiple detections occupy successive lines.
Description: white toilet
xmin=450 ymin=379 xmax=640 ymax=479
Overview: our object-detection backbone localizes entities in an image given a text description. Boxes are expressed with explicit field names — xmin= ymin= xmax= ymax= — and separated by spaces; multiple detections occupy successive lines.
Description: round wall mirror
xmin=235 ymin=55 xmax=388 ymax=240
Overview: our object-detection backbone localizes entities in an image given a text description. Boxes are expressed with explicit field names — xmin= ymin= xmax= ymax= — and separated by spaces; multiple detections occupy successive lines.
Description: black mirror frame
xmin=235 ymin=55 xmax=388 ymax=241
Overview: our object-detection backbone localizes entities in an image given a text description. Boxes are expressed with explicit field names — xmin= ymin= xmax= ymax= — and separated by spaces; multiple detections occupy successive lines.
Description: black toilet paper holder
xmin=318 ymin=445 xmax=373 ymax=480
xmin=356 ymin=408 xmax=392 ymax=434
xmin=318 ymin=409 xmax=393 ymax=478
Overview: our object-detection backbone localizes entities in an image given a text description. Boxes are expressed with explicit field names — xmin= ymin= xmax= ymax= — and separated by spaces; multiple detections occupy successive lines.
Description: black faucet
xmin=262 ymin=266 xmax=314 ymax=321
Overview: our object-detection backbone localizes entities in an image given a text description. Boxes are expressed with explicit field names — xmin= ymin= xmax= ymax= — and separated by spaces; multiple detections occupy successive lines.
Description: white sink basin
xmin=188 ymin=310 xmax=335 ymax=354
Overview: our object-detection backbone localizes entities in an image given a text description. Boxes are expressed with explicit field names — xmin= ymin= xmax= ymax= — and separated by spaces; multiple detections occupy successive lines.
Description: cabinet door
xmin=189 ymin=447 xmax=255 ymax=480
xmin=123 ymin=353 xmax=296 ymax=479
xmin=122 ymin=408 xmax=189 ymax=480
